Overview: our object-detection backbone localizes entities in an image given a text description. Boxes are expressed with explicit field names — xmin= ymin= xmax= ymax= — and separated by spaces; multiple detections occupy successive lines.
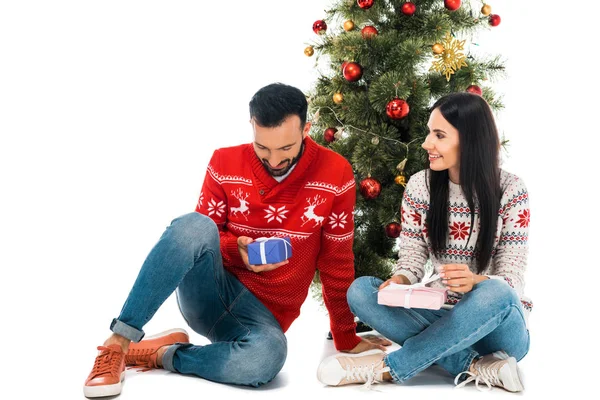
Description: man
xmin=83 ymin=83 xmax=389 ymax=398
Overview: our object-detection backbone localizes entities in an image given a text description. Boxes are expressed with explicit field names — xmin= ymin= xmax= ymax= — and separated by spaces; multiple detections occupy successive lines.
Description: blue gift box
xmin=247 ymin=237 xmax=293 ymax=265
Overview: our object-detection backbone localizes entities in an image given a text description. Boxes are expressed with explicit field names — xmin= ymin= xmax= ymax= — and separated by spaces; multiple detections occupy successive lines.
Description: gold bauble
xmin=304 ymin=46 xmax=314 ymax=57
xmin=432 ymin=43 xmax=444 ymax=54
xmin=333 ymin=93 xmax=344 ymax=104
xmin=395 ymin=175 xmax=407 ymax=186
xmin=481 ymin=4 xmax=492 ymax=16
xmin=343 ymin=20 xmax=355 ymax=31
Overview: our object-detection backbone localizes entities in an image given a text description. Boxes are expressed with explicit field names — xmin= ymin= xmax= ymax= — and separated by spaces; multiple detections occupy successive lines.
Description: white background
xmin=0 ymin=1 xmax=596 ymax=398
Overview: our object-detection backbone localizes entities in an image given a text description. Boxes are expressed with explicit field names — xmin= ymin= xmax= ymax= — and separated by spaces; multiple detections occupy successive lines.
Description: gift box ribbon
xmin=400 ymin=286 xmax=442 ymax=309
xmin=254 ymin=237 xmax=292 ymax=264
xmin=380 ymin=272 xmax=442 ymax=309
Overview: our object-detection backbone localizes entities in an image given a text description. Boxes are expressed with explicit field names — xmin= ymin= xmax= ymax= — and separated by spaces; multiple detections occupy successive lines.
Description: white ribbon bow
xmin=254 ymin=237 xmax=291 ymax=264
xmin=385 ymin=270 xmax=442 ymax=309
xmin=410 ymin=270 xmax=441 ymax=287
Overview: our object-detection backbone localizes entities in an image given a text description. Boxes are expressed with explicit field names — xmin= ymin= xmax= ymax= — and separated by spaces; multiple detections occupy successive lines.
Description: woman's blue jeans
xmin=109 ymin=212 xmax=287 ymax=387
xmin=347 ymin=276 xmax=529 ymax=383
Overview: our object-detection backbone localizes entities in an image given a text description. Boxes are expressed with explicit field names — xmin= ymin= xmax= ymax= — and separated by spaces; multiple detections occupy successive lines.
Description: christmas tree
xmin=304 ymin=0 xmax=506 ymax=303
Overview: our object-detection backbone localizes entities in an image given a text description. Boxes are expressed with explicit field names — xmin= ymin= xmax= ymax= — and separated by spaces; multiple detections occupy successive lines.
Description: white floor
xmin=1 ymin=207 xmax=591 ymax=400
xmin=2 ymin=2 xmax=597 ymax=398
xmin=53 ymin=292 xmax=571 ymax=400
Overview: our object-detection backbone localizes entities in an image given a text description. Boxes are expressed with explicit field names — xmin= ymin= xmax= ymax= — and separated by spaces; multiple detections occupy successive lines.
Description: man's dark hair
xmin=249 ymin=83 xmax=308 ymax=128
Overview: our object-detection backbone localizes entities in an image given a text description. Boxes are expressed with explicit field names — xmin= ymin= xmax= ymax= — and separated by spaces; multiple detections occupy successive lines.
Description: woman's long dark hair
xmin=426 ymin=93 xmax=502 ymax=273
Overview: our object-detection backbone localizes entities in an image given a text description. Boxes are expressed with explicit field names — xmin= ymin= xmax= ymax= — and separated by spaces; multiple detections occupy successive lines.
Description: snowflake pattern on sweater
xmin=393 ymin=169 xmax=533 ymax=325
xmin=194 ymin=137 xmax=361 ymax=351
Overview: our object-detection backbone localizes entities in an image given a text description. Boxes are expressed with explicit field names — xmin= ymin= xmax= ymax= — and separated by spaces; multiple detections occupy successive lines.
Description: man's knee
xmin=167 ymin=212 xmax=219 ymax=248
xmin=235 ymin=329 xmax=288 ymax=387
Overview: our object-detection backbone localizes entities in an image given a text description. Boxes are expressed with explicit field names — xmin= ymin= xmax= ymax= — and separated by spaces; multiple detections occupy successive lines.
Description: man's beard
xmin=262 ymin=141 xmax=305 ymax=177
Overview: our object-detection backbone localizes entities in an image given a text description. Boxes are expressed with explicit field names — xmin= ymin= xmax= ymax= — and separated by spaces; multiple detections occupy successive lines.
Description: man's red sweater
xmin=195 ymin=137 xmax=361 ymax=351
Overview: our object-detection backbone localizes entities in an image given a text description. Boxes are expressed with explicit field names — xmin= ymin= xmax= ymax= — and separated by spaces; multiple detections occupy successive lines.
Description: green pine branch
xmin=306 ymin=1 xmax=509 ymax=301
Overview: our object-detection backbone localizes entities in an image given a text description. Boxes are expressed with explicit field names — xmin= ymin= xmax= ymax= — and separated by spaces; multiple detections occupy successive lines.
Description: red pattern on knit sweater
xmin=195 ymin=137 xmax=361 ymax=351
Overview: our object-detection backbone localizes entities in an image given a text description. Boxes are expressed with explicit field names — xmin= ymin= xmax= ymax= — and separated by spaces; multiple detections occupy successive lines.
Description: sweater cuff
xmin=331 ymin=329 xmax=362 ymax=351
xmin=223 ymin=235 xmax=245 ymax=268
xmin=393 ymin=269 xmax=419 ymax=284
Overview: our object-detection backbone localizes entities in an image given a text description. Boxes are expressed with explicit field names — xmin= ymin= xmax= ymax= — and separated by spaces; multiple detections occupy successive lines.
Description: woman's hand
xmin=378 ymin=274 xmax=410 ymax=290
xmin=440 ymin=264 xmax=486 ymax=293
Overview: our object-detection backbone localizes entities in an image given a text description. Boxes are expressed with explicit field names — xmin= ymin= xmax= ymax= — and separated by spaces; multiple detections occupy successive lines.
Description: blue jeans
xmin=347 ymin=276 xmax=529 ymax=383
xmin=109 ymin=212 xmax=287 ymax=387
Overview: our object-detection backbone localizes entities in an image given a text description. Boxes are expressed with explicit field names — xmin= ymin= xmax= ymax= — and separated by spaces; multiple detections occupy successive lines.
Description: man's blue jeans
xmin=109 ymin=212 xmax=287 ymax=387
xmin=347 ymin=276 xmax=529 ymax=383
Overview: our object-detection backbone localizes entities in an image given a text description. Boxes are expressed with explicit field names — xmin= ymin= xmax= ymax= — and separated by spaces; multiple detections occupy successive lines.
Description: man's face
xmin=252 ymin=115 xmax=310 ymax=177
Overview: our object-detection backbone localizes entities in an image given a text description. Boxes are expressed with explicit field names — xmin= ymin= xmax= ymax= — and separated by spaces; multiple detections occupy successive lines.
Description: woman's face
xmin=422 ymin=108 xmax=461 ymax=183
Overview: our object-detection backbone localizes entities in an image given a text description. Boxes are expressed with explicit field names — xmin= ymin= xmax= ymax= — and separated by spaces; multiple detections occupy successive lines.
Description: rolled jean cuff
xmin=110 ymin=318 xmax=145 ymax=342
xmin=383 ymin=355 xmax=402 ymax=384
xmin=456 ymin=350 xmax=480 ymax=382
xmin=162 ymin=343 xmax=190 ymax=373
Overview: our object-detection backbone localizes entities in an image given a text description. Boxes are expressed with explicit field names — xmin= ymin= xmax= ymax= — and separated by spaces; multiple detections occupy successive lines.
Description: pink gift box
xmin=377 ymin=285 xmax=447 ymax=310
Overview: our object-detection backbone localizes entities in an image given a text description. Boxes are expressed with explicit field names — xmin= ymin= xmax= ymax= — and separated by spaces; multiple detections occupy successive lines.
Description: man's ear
xmin=302 ymin=121 xmax=312 ymax=138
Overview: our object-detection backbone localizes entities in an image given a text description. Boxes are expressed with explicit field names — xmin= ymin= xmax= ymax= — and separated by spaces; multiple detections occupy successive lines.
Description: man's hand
xmin=378 ymin=274 xmax=410 ymax=290
xmin=237 ymin=236 xmax=289 ymax=273
xmin=343 ymin=335 xmax=392 ymax=354
xmin=440 ymin=264 xmax=486 ymax=293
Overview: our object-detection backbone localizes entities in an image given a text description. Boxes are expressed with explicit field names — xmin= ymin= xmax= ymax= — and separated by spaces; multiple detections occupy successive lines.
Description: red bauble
xmin=489 ymin=14 xmax=501 ymax=27
xmin=359 ymin=177 xmax=381 ymax=199
xmin=401 ymin=2 xmax=416 ymax=16
xmin=466 ymin=85 xmax=482 ymax=96
xmin=361 ymin=25 xmax=379 ymax=39
xmin=386 ymin=98 xmax=410 ymax=120
xmin=385 ymin=222 xmax=401 ymax=238
xmin=312 ymin=20 xmax=327 ymax=34
xmin=324 ymin=127 xmax=337 ymax=143
xmin=343 ymin=62 xmax=363 ymax=82
xmin=444 ymin=0 xmax=461 ymax=11
xmin=357 ymin=0 xmax=374 ymax=10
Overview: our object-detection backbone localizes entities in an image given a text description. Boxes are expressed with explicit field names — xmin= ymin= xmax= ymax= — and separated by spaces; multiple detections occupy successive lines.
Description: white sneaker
xmin=455 ymin=350 xmax=524 ymax=392
xmin=317 ymin=349 xmax=390 ymax=388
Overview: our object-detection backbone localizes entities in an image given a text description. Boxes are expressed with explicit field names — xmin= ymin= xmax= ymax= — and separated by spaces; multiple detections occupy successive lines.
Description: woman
xmin=317 ymin=92 xmax=531 ymax=392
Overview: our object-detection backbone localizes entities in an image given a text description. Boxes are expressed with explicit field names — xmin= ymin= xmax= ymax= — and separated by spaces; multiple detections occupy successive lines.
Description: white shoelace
xmin=454 ymin=362 xmax=502 ymax=392
xmin=345 ymin=363 xmax=391 ymax=390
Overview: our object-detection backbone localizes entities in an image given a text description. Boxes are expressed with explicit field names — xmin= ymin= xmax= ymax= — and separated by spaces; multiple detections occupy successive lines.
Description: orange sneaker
xmin=84 ymin=344 xmax=126 ymax=398
xmin=125 ymin=328 xmax=189 ymax=371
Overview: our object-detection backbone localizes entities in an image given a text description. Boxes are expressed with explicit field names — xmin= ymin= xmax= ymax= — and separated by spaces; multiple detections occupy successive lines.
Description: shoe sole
xmin=502 ymin=357 xmax=524 ymax=392
xmin=317 ymin=349 xmax=385 ymax=386
xmin=489 ymin=351 xmax=524 ymax=392
xmin=83 ymin=371 xmax=125 ymax=398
